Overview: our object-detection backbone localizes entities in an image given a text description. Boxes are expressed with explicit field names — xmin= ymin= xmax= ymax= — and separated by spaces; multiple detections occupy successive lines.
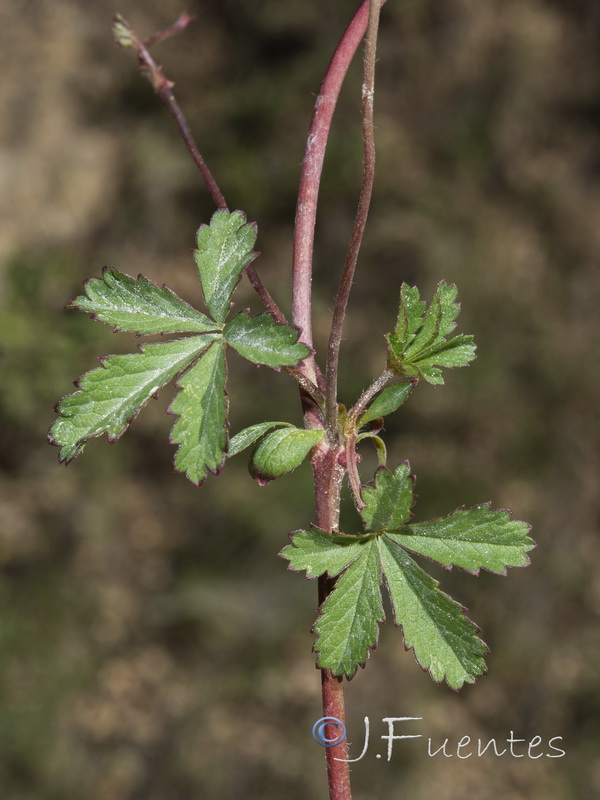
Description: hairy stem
xmin=325 ymin=0 xmax=382 ymax=432
xmin=347 ymin=368 xmax=397 ymax=425
xmin=292 ymin=0 xmax=388 ymax=386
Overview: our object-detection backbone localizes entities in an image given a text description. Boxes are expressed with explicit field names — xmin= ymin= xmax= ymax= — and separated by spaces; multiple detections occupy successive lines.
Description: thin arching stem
xmin=325 ymin=0 xmax=382 ymax=432
xmin=292 ymin=0 xmax=388 ymax=387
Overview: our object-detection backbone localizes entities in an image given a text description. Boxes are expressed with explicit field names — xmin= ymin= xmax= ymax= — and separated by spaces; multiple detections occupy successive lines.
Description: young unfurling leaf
xmin=386 ymin=281 xmax=476 ymax=384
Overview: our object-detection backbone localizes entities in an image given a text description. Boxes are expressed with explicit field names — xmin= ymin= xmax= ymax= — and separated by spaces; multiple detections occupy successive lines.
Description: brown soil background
xmin=1 ymin=1 xmax=599 ymax=798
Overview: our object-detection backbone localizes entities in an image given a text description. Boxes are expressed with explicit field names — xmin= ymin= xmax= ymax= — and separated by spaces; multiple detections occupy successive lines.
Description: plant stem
xmin=325 ymin=0 xmax=382 ymax=432
xmin=344 ymin=431 xmax=365 ymax=510
xmin=292 ymin=0 xmax=387 ymax=389
xmin=312 ymin=442 xmax=351 ymax=799
xmin=113 ymin=13 xmax=325 ymax=406
xmin=347 ymin=368 xmax=397 ymax=425
xmin=295 ymin=5 xmax=387 ymax=797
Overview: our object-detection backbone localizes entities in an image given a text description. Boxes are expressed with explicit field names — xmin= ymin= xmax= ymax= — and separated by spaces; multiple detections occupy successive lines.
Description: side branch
xmin=325 ymin=0 xmax=382 ymax=432
xmin=292 ymin=0 xmax=388 ymax=382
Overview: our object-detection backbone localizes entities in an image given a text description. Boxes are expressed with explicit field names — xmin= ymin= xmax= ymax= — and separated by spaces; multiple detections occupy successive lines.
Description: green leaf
xmin=72 ymin=268 xmax=219 ymax=335
xmin=281 ymin=528 xmax=373 ymax=579
xmin=314 ymin=537 xmax=383 ymax=677
xmin=50 ymin=335 xmax=215 ymax=462
xmin=281 ymin=461 xmax=532 ymax=685
xmin=394 ymin=283 xmax=425 ymax=344
xmin=249 ymin=427 xmax=324 ymax=485
xmin=360 ymin=463 xmax=414 ymax=532
xmin=414 ymin=335 xmax=477 ymax=385
xmin=169 ymin=339 xmax=228 ymax=486
xmin=389 ymin=505 xmax=534 ymax=574
xmin=228 ymin=421 xmax=293 ymax=458
xmin=378 ymin=535 xmax=487 ymax=689
xmin=195 ymin=209 xmax=258 ymax=323
xmin=386 ymin=281 xmax=476 ymax=384
xmin=224 ymin=311 xmax=310 ymax=368
xmin=359 ymin=381 xmax=415 ymax=426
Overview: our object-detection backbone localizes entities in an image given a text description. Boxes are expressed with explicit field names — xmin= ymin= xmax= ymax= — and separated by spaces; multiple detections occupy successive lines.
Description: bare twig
xmin=325 ymin=0 xmax=382 ymax=433
xmin=113 ymin=15 xmax=227 ymax=209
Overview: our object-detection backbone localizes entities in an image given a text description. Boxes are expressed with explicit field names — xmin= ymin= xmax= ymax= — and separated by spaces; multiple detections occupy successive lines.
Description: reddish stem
xmin=326 ymin=1 xmax=382 ymax=431
xmin=292 ymin=0 xmax=388 ymax=384
xmin=312 ymin=444 xmax=351 ymax=798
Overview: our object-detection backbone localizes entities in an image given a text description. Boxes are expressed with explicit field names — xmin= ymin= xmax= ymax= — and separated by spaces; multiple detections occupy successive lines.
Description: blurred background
xmin=1 ymin=0 xmax=599 ymax=797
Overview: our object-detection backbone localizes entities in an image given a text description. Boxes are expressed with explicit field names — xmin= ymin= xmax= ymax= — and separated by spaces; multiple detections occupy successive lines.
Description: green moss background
xmin=1 ymin=1 xmax=599 ymax=797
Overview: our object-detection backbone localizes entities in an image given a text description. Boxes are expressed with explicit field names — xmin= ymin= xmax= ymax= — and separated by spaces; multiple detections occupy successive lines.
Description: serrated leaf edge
xmin=70 ymin=266 xmax=222 ymax=337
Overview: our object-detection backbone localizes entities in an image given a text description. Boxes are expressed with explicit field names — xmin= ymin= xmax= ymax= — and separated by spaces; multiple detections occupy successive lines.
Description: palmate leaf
xmin=72 ymin=267 xmax=219 ymax=335
xmin=224 ymin=311 xmax=310 ymax=368
xmin=52 ymin=207 xmax=314 ymax=486
xmin=195 ymin=209 xmax=258 ymax=323
xmin=386 ymin=281 xmax=476 ymax=385
xmin=49 ymin=335 xmax=218 ymax=462
xmin=281 ymin=527 xmax=485 ymax=686
xmin=169 ymin=339 xmax=228 ymax=486
xmin=281 ymin=460 xmax=532 ymax=686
